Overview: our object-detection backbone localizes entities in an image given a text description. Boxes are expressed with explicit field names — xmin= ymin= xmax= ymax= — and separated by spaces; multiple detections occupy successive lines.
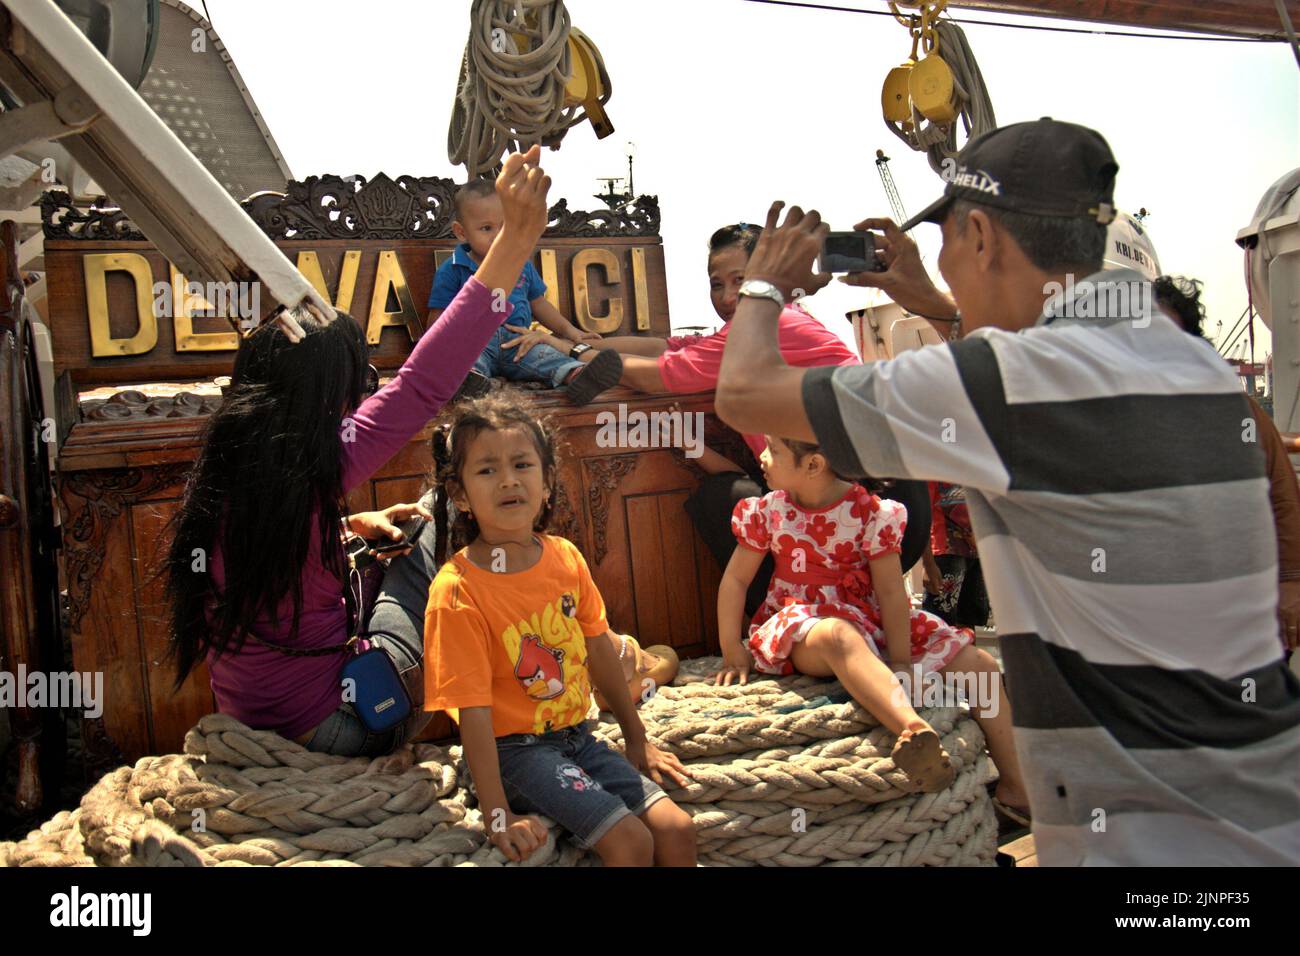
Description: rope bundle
xmin=1 ymin=659 xmax=996 ymax=867
xmin=447 ymin=0 xmax=610 ymax=179
xmin=887 ymin=19 xmax=998 ymax=176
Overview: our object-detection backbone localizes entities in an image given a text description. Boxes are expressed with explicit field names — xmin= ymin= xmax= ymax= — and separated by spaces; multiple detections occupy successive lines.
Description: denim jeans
xmin=481 ymin=721 xmax=665 ymax=848
xmin=474 ymin=323 xmax=584 ymax=387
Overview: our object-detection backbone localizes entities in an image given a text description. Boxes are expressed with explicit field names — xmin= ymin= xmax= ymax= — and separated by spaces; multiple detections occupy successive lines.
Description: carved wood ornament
xmin=583 ymin=454 xmax=639 ymax=566
xmin=43 ymin=176 xmax=661 ymax=242
xmin=59 ymin=464 xmax=192 ymax=632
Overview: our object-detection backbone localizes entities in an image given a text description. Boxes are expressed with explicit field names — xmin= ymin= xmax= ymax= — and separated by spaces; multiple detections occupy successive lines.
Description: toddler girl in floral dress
xmin=715 ymin=435 xmax=1028 ymax=810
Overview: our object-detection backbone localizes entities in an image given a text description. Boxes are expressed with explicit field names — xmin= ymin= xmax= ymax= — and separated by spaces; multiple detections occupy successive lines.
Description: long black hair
xmin=429 ymin=391 xmax=559 ymax=566
xmin=166 ymin=312 xmax=369 ymax=686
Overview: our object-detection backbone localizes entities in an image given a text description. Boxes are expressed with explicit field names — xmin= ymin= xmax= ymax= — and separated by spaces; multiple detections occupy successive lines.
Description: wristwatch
xmin=737 ymin=279 xmax=785 ymax=309
xmin=569 ymin=342 xmax=592 ymax=358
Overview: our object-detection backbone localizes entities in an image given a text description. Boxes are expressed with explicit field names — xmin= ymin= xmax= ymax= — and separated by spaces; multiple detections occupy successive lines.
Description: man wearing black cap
xmin=715 ymin=119 xmax=1300 ymax=865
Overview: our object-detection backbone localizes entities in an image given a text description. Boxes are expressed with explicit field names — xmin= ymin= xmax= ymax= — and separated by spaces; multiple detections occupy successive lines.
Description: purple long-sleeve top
xmin=207 ymin=277 xmax=509 ymax=740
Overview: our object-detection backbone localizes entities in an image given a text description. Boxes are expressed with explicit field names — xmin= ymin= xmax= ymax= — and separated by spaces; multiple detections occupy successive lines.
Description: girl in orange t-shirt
xmin=423 ymin=393 xmax=695 ymax=865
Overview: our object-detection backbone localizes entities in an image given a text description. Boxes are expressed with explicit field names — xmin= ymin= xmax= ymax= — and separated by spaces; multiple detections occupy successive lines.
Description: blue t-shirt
xmin=428 ymin=242 xmax=547 ymax=327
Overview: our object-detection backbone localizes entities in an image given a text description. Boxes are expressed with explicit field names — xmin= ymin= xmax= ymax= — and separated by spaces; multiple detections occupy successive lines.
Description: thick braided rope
xmin=1 ymin=662 xmax=997 ymax=867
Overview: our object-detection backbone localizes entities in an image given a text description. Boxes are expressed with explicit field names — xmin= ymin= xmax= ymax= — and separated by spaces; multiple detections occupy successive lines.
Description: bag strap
xmin=246 ymin=632 xmax=355 ymax=657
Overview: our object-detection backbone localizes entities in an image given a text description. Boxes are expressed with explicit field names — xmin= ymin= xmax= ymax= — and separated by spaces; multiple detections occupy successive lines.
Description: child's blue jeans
xmin=486 ymin=721 xmax=665 ymax=848
xmin=474 ymin=323 xmax=584 ymax=387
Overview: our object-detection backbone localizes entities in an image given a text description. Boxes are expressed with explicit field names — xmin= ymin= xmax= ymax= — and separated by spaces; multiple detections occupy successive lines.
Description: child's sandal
xmin=564 ymin=349 xmax=622 ymax=405
xmin=891 ymin=728 xmax=956 ymax=793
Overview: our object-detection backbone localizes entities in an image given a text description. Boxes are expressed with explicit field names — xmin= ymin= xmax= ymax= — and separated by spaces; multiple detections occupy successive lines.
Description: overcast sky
xmin=210 ymin=0 xmax=1299 ymax=355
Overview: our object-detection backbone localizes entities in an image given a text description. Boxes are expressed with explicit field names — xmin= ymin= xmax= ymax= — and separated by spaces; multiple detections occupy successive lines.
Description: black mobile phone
xmin=369 ymin=515 xmax=427 ymax=555
xmin=820 ymin=231 xmax=886 ymax=274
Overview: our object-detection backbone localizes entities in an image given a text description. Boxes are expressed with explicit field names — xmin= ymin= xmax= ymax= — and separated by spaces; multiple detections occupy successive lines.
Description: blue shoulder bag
xmin=251 ymin=533 xmax=413 ymax=736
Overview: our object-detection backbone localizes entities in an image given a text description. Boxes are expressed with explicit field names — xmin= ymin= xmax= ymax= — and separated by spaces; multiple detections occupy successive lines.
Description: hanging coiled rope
xmin=447 ymin=0 xmax=613 ymax=179
xmin=883 ymin=3 xmax=997 ymax=177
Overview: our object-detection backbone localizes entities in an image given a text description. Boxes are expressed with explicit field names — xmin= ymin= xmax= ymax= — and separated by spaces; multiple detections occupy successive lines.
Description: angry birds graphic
xmin=514 ymin=633 xmax=565 ymax=700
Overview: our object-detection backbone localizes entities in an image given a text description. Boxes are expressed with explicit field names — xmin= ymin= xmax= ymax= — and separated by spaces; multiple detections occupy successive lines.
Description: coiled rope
xmin=1 ymin=659 xmax=996 ymax=867
xmin=447 ymin=0 xmax=611 ymax=179
xmin=887 ymin=16 xmax=997 ymax=176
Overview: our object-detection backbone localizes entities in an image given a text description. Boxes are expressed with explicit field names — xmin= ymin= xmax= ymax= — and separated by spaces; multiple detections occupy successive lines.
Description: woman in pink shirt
xmin=164 ymin=149 xmax=554 ymax=756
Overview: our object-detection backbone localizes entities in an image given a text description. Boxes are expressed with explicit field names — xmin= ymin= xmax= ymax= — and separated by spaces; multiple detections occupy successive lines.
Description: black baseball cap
xmin=900 ymin=118 xmax=1119 ymax=232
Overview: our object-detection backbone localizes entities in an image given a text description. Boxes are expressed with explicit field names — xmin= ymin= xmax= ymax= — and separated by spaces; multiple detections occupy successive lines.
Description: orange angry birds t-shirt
xmin=423 ymin=535 xmax=608 ymax=737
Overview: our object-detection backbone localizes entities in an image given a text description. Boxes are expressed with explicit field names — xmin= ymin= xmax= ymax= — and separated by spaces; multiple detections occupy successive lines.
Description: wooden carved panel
xmin=43 ymin=180 xmax=662 ymax=242
xmin=59 ymin=463 xmax=192 ymax=632
xmin=582 ymin=453 xmax=639 ymax=566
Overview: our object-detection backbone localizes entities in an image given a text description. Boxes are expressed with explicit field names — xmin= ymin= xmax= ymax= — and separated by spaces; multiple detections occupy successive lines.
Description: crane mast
xmin=875 ymin=149 xmax=909 ymax=226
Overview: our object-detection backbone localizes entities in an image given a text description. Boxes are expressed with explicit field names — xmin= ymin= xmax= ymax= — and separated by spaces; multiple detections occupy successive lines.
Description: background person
xmin=427 ymin=179 xmax=623 ymax=405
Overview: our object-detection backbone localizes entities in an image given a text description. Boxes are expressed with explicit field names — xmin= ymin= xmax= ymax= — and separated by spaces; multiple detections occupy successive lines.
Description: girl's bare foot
xmin=891 ymin=727 xmax=956 ymax=793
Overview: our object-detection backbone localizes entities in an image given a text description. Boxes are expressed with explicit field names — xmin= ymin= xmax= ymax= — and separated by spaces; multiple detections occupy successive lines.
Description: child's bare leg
xmin=939 ymin=644 xmax=1029 ymax=813
xmin=789 ymin=618 xmax=926 ymax=736
xmin=791 ymin=618 xmax=954 ymax=792
xmin=639 ymin=799 xmax=697 ymax=867
xmin=592 ymin=813 xmax=654 ymax=867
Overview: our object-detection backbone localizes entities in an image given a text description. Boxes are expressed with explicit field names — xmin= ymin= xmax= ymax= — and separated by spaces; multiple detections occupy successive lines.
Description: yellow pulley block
xmin=881 ymin=62 xmax=915 ymax=125
xmin=909 ymin=52 xmax=958 ymax=124
xmin=564 ymin=28 xmax=614 ymax=140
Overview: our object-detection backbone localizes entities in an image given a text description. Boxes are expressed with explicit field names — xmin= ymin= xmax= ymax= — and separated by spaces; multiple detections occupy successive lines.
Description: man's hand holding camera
xmin=843 ymin=217 xmax=959 ymax=328
xmin=743 ymin=202 xmax=833 ymax=302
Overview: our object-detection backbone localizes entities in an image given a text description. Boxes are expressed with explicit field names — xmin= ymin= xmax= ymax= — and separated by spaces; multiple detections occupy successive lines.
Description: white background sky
xmin=210 ymin=0 xmax=1299 ymax=356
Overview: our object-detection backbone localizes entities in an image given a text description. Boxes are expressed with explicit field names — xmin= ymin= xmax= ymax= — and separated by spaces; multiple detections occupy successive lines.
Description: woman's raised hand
xmin=496 ymin=144 xmax=552 ymax=245
xmin=477 ymin=146 xmax=552 ymax=299
xmin=743 ymin=201 xmax=832 ymax=302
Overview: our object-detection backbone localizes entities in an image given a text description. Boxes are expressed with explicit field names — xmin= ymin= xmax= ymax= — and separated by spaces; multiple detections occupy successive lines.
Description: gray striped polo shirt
xmin=803 ymin=267 xmax=1300 ymax=866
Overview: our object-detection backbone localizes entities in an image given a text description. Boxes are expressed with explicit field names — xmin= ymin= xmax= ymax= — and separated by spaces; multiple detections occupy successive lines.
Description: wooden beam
xmin=947 ymin=1 xmax=1297 ymax=39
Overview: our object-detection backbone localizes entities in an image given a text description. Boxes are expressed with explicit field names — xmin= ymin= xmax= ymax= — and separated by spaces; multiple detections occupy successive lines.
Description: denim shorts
xmin=304 ymin=631 xmax=431 ymax=757
xmin=491 ymin=721 xmax=665 ymax=848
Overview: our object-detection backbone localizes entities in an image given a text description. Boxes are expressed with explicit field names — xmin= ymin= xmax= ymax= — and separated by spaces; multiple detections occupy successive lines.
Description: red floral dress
xmin=732 ymin=484 xmax=973 ymax=675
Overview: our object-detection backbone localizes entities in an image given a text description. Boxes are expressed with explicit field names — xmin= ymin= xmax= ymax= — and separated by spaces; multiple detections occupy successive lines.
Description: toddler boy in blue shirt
xmin=427 ymin=179 xmax=623 ymax=405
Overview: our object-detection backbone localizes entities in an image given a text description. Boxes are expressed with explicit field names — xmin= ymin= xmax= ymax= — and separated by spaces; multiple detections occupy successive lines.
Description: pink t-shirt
xmin=657 ymin=304 xmax=860 ymax=457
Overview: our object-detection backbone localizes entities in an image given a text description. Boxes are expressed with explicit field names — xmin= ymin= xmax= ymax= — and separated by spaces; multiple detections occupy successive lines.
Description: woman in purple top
xmin=165 ymin=148 xmax=554 ymax=756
